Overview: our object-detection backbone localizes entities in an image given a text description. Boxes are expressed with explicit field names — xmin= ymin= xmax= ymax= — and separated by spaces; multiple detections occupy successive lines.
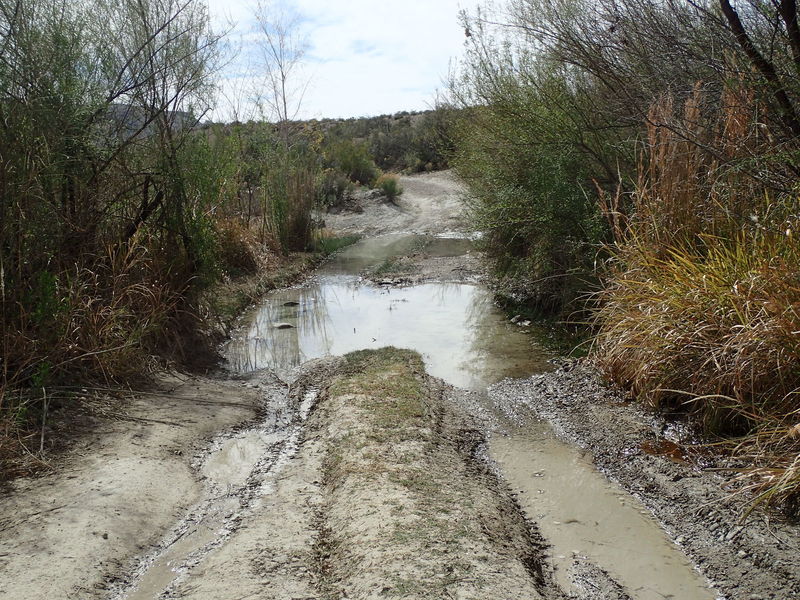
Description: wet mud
xmin=490 ymin=363 xmax=800 ymax=600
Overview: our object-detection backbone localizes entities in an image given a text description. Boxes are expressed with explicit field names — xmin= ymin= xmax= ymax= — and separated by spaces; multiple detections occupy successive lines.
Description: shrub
xmin=594 ymin=90 xmax=800 ymax=511
xmin=215 ymin=218 xmax=261 ymax=277
xmin=324 ymin=139 xmax=380 ymax=185
xmin=316 ymin=168 xmax=353 ymax=207
xmin=451 ymin=97 xmax=604 ymax=312
xmin=375 ymin=173 xmax=403 ymax=201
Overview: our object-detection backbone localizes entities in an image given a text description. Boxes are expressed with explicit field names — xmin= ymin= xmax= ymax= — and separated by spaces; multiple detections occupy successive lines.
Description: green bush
xmin=375 ymin=173 xmax=403 ymax=201
xmin=316 ymin=168 xmax=353 ymax=207
xmin=451 ymin=93 xmax=604 ymax=312
xmin=325 ymin=139 xmax=379 ymax=185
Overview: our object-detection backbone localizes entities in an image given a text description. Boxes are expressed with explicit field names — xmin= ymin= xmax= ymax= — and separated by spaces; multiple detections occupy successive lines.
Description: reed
xmin=594 ymin=87 xmax=800 ymax=510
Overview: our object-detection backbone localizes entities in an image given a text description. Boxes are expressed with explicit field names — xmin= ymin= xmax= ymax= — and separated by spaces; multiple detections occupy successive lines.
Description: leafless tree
xmin=254 ymin=0 xmax=310 ymax=146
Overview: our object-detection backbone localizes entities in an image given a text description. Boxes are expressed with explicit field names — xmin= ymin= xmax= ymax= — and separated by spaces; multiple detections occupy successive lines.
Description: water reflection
xmin=225 ymin=278 xmax=551 ymax=390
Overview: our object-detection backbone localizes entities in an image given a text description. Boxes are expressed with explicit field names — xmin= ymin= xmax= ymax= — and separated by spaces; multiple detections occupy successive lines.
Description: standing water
xmin=225 ymin=233 xmax=551 ymax=386
xmin=224 ymin=234 xmax=716 ymax=600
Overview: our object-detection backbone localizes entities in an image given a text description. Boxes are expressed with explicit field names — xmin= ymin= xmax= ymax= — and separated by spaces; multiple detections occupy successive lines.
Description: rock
xmin=510 ymin=315 xmax=521 ymax=323
xmin=273 ymin=323 xmax=295 ymax=329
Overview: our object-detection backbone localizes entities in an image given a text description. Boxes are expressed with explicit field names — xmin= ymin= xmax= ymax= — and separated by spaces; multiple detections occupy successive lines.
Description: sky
xmin=206 ymin=0 xmax=482 ymax=121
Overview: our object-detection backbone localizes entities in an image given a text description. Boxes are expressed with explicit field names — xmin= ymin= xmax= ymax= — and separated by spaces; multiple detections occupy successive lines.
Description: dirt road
xmin=324 ymin=170 xmax=467 ymax=236
xmin=1 ymin=171 xmax=795 ymax=600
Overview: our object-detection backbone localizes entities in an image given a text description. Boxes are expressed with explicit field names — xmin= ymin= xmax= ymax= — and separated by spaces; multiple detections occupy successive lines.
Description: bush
xmin=375 ymin=173 xmax=403 ymax=201
xmin=316 ymin=168 xmax=353 ymax=207
xmin=325 ymin=139 xmax=379 ymax=185
xmin=594 ymin=90 xmax=800 ymax=510
xmin=451 ymin=96 xmax=604 ymax=312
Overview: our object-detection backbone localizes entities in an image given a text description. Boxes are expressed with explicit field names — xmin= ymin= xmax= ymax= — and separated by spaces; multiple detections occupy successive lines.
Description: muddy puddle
xmin=491 ymin=423 xmax=714 ymax=599
xmin=225 ymin=233 xmax=551 ymax=388
xmin=221 ymin=234 xmax=716 ymax=600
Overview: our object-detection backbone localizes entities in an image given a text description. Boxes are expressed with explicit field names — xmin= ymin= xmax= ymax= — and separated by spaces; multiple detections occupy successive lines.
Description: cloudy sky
xmin=206 ymin=0 xmax=481 ymax=121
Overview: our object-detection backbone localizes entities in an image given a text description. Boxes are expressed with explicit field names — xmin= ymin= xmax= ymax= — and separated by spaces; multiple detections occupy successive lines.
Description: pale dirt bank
xmin=323 ymin=170 xmax=467 ymax=237
xmin=313 ymin=349 xmax=551 ymax=600
xmin=0 ymin=375 xmax=263 ymax=599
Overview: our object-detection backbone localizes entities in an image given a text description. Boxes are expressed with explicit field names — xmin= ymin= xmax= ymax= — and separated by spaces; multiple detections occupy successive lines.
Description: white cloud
xmin=206 ymin=0 xmax=481 ymax=121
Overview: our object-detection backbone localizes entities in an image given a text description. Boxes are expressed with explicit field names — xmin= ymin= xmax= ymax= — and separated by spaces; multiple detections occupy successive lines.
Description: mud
xmin=221 ymin=224 xmax=721 ymax=599
xmin=0 ymin=374 xmax=264 ymax=599
xmin=489 ymin=362 xmax=800 ymax=599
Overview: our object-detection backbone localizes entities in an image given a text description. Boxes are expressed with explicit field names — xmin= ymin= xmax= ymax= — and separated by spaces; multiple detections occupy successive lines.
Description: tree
xmin=0 ymin=0 xmax=224 ymax=390
xmin=254 ymin=0 xmax=309 ymax=146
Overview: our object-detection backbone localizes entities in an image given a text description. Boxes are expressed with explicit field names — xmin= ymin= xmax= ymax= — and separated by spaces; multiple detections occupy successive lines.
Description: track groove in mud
xmin=491 ymin=362 xmax=800 ymax=600
xmin=107 ymin=367 xmax=330 ymax=600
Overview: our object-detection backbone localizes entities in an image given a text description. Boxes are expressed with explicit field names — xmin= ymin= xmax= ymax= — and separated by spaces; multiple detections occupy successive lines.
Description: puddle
xmin=225 ymin=234 xmax=550 ymax=389
xmin=226 ymin=281 xmax=550 ymax=389
xmin=491 ymin=423 xmax=715 ymax=599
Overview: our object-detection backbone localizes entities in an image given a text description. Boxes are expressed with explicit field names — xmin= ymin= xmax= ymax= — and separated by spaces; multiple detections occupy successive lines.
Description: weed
xmin=594 ymin=88 xmax=800 ymax=511
xmin=375 ymin=173 xmax=403 ymax=202
xmin=311 ymin=234 xmax=360 ymax=256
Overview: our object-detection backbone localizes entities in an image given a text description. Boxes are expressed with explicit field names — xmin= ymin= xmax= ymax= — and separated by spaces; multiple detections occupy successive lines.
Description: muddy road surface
xmin=1 ymin=171 xmax=793 ymax=599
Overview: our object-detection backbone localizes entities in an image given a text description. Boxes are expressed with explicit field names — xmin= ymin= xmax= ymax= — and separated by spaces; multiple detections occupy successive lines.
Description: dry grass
xmin=0 ymin=235 xmax=192 ymax=477
xmin=375 ymin=173 xmax=403 ymax=202
xmin=594 ymin=86 xmax=800 ymax=511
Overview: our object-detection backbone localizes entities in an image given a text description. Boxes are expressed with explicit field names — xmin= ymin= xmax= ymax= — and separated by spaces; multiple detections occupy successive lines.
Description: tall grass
xmin=594 ymin=87 xmax=800 ymax=510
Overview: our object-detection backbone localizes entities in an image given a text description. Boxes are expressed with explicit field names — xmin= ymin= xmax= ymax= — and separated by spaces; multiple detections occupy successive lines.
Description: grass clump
xmin=330 ymin=347 xmax=426 ymax=405
xmin=375 ymin=173 xmax=403 ymax=202
xmin=311 ymin=234 xmax=361 ymax=256
xmin=594 ymin=89 xmax=800 ymax=512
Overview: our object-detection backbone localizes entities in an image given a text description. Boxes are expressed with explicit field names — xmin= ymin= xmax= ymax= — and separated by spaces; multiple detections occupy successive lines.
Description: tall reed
xmin=594 ymin=86 xmax=800 ymax=510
